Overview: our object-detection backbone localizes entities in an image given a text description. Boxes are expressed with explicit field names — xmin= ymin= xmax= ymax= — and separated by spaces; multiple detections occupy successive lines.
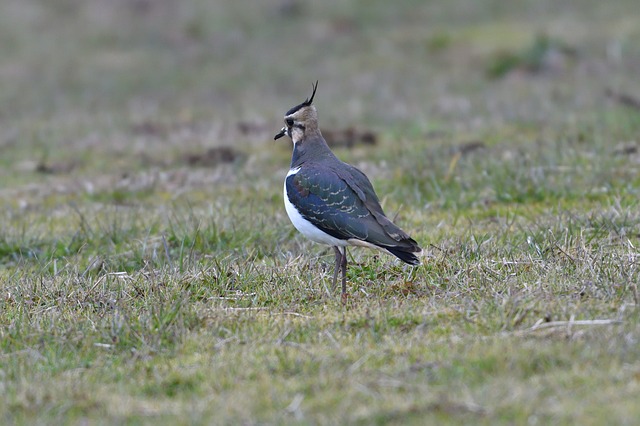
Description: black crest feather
xmin=286 ymin=81 xmax=319 ymax=116
xmin=303 ymin=80 xmax=318 ymax=106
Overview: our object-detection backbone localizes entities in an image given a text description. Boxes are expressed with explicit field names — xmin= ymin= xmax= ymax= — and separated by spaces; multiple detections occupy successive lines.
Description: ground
xmin=1 ymin=0 xmax=640 ymax=424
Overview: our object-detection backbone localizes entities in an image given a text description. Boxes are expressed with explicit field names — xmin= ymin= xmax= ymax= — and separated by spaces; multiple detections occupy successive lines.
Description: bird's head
xmin=274 ymin=81 xmax=319 ymax=144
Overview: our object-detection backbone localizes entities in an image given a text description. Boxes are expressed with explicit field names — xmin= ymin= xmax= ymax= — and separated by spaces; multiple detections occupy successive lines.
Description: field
xmin=1 ymin=0 xmax=640 ymax=424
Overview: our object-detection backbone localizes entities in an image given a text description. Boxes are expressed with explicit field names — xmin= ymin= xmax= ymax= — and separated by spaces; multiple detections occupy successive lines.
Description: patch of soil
xmin=35 ymin=160 xmax=78 ymax=175
xmin=322 ymin=128 xmax=377 ymax=148
xmin=183 ymin=147 xmax=244 ymax=167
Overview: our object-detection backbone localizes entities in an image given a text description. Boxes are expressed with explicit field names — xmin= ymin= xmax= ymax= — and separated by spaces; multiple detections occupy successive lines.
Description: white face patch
xmin=290 ymin=126 xmax=305 ymax=145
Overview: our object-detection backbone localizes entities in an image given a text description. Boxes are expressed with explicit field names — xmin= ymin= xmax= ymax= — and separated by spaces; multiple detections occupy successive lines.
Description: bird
xmin=275 ymin=81 xmax=421 ymax=297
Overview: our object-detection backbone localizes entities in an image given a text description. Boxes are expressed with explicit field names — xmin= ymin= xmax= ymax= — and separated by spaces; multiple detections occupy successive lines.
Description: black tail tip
xmin=386 ymin=247 xmax=421 ymax=265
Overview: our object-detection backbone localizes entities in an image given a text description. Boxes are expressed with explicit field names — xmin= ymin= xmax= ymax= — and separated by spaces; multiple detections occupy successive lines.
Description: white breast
xmin=284 ymin=167 xmax=348 ymax=247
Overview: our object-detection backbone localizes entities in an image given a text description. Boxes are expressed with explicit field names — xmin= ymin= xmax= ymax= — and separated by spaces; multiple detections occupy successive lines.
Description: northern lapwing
xmin=275 ymin=82 xmax=422 ymax=297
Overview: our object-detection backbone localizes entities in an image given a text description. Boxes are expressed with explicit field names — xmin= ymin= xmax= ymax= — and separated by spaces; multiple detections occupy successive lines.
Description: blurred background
xmin=1 ymin=0 xmax=639 ymax=197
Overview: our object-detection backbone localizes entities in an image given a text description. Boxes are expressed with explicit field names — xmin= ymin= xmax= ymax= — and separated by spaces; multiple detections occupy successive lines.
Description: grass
xmin=1 ymin=0 xmax=640 ymax=424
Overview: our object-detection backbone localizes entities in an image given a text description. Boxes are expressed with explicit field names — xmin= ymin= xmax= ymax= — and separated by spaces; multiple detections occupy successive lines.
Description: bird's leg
xmin=341 ymin=247 xmax=348 ymax=296
xmin=332 ymin=246 xmax=342 ymax=291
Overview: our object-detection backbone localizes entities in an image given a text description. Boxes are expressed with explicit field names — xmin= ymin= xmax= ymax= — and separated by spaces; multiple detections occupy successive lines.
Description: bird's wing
xmin=337 ymin=163 xmax=416 ymax=243
xmin=285 ymin=165 xmax=407 ymax=247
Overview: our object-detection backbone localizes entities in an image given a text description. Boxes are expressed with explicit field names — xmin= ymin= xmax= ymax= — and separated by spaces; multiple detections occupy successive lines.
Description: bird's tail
xmin=385 ymin=242 xmax=421 ymax=265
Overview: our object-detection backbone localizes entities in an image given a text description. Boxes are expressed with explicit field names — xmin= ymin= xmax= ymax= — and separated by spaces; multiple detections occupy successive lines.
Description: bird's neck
xmin=290 ymin=130 xmax=336 ymax=169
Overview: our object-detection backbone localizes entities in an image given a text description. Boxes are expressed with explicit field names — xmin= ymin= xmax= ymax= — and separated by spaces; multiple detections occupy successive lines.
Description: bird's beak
xmin=274 ymin=126 xmax=287 ymax=140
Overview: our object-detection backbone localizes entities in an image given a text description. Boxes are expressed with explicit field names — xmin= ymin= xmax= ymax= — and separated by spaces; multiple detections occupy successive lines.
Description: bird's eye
xmin=286 ymin=118 xmax=294 ymax=126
